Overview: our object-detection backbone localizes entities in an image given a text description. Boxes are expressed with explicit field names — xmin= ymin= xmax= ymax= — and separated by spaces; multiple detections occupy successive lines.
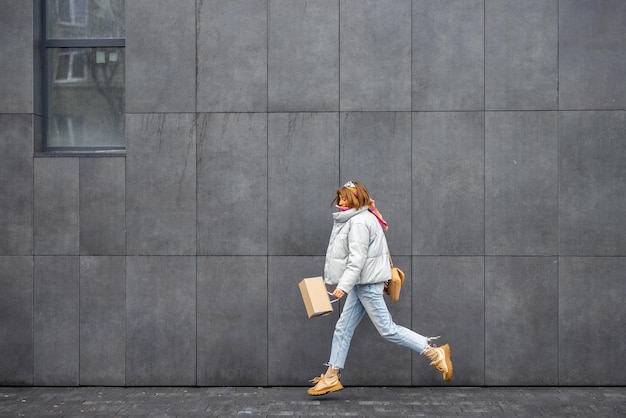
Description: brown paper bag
xmin=298 ymin=276 xmax=333 ymax=318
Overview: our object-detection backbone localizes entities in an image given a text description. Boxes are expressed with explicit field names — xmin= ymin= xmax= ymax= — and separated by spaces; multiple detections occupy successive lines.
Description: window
xmin=54 ymin=51 xmax=87 ymax=82
xmin=57 ymin=0 xmax=88 ymax=27
xmin=43 ymin=0 xmax=125 ymax=151
xmin=51 ymin=115 xmax=85 ymax=146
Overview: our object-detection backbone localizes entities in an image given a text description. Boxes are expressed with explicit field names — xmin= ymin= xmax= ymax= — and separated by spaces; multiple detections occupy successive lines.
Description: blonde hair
xmin=333 ymin=181 xmax=372 ymax=209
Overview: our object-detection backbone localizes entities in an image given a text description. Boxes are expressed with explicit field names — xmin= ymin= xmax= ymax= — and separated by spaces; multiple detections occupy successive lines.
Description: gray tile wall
xmin=79 ymin=256 xmax=126 ymax=385
xmin=485 ymin=257 xmax=559 ymax=385
xmin=125 ymin=256 xmax=196 ymax=385
xmin=412 ymin=0 xmax=484 ymax=111
xmin=197 ymin=113 xmax=268 ymax=255
xmin=340 ymin=0 xmax=412 ymax=110
xmin=0 ymin=0 xmax=34 ymax=113
xmin=413 ymin=112 xmax=485 ymax=255
xmin=485 ymin=111 xmax=558 ymax=255
xmin=559 ymin=257 xmax=626 ymax=385
xmin=33 ymin=158 xmax=80 ymax=255
xmin=485 ymin=0 xmax=559 ymax=110
xmin=33 ymin=256 xmax=80 ymax=385
xmin=197 ymin=256 xmax=268 ymax=386
xmin=198 ymin=0 xmax=267 ymax=112
xmin=125 ymin=114 xmax=197 ymax=255
xmin=268 ymin=113 xmax=339 ymax=255
xmin=412 ymin=257 xmax=485 ymax=386
xmin=0 ymin=257 xmax=33 ymax=385
xmin=125 ymin=0 xmax=196 ymax=113
xmin=559 ymin=111 xmax=626 ymax=256
xmin=1 ymin=0 xmax=624 ymax=387
xmin=269 ymin=0 xmax=338 ymax=111
xmin=79 ymin=158 xmax=126 ymax=256
xmin=559 ymin=0 xmax=626 ymax=110
xmin=0 ymin=115 xmax=33 ymax=255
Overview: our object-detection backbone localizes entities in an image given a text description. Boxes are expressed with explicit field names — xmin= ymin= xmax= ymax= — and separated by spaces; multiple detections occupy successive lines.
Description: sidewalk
xmin=0 ymin=386 xmax=624 ymax=417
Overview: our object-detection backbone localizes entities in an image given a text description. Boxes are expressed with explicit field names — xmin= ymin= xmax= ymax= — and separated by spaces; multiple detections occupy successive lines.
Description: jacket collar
xmin=332 ymin=206 xmax=369 ymax=223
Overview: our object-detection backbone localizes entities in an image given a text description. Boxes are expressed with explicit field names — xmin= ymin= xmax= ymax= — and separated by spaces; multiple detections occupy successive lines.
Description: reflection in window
xmin=47 ymin=0 xmax=124 ymax=40
xmin=51 ymin=115 xmax=85 ymax=146
xmin=47 ymin=47 xmax=125 ymax=148
xmin=44 ymin=0 xmax=125 ymax=150
xmin=57 ymin=0 xmax=88 ymax=27
xmin=54 ymin=51 xmax=87 ymax=82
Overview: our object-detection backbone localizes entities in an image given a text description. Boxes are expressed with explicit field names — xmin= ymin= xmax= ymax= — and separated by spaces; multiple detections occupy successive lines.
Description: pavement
xmin=0 ymin=386 xmax=624 ymax=417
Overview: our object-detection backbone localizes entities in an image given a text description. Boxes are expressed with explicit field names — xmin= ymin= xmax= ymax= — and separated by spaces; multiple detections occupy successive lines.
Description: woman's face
xmin=338 ymin=192 xmax=349 ymax=207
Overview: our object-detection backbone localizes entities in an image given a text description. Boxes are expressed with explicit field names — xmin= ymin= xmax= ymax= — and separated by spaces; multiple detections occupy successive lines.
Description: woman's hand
xmin=332 ymin=288 xmax=345 ymax=299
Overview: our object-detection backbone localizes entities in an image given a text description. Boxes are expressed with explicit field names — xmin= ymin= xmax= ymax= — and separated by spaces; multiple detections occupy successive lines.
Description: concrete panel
xmin=0 ymin=115 xmax=33 ymax=255
xmin=268 ymin=0 xmax=338 ymax=111
xmin=340 ymin=112 xmax=411 ymax=255
xmin=0 ymin=256 xmax=33 ymax=385
xmin=413 ymin=112 xmax=484 ymax=256
xmin=33 ymin=115 xmax=43 ymax=153
xmin=126 ymin=0 xmax=196 ymax=112
xmin=485 ymin=0 xmax=558 ymax=110
xmin=559 ymin=0 xmax=626 ymax=110
xmin=342 ymin=256 xmax=412 ymax=386
xmin=559 ymin=111 xmax=626 ymax=256
xmin=79 ymin=256 xmax=125 ymax=386
xmin=33 ymin=256 xmax=79 ymax=385
xmin=485 ymin=112 xmax=558 ymax=255
xmin=268 ymin=113 xmax=338 ymax=255
xmin=412 ymin=0 xmax=484 ymax=111
xmin=559 ymin=257 xmax=626 ymax=385
xmin=126 ymin=256 xmax=196 ymax=386
xmin=0 ymin=1 xmax=33 ymax=113
xmin=485 ymin=257 xmax=558 ymax=385
xmin=79 ymin=158 xmax=125 ymax=255
xmin=197 ymin=113 xmax=267 ymax=255
xmin=126 ymin=114 xmax=196 ymax=255
xmin=197 ymin=256 xmax=268 ymax=386
xmin=340 ymin=0 xmax=411 ymax=111
xmin=197 ymin=0 xmax=267 ymax=112
xmin=34 ymin=158 xmax=79 ymax=255
xmin=412 ymin=257 xmax=484 ymax=386
xmin=33 ymin=0 xmax=42 ymax=116
xmin=267 ymin=256 xmax=337 ymax=385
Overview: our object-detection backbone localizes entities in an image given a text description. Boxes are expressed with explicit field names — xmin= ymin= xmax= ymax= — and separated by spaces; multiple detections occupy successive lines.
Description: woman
xmin=308 ymin=181 xmax=452 ymax=396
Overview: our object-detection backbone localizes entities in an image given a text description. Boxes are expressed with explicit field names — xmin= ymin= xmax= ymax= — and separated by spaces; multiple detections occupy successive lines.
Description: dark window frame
xmin=42 ymin=0 xmax=125 ymax=153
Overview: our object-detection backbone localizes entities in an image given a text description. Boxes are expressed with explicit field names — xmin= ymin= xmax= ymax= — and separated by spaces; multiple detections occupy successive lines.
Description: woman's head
xmin=333 ymin=181 xmax=371 ymax=209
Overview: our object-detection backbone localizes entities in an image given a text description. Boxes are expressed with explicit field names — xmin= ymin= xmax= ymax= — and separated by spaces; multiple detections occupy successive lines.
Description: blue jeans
xmin=328 ymin=282 xmax=428 ymax=369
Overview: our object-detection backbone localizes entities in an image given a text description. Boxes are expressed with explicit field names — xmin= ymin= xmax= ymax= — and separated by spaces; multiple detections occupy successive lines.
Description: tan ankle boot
xmin=309 ymin=374 xmax=324 ymax=384
xmin=423 ymin=343 xmax=453 ymax=381
xmin=307 ymin=373 xmax=344 ymax=396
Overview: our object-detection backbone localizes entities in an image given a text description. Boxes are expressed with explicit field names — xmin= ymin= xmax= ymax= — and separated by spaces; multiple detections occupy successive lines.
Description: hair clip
xmin=343 ymin=181 xmax=357 ymax=191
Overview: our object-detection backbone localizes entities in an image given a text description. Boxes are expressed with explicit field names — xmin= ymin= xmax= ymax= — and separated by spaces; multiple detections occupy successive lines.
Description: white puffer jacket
xmin=324 ymin=206 xmax=391 ymax=294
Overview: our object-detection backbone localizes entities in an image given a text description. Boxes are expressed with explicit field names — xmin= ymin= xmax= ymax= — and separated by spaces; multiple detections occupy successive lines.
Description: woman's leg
xmin=308 ymin=288 xmax=367 ymax=396
xmin=327 ymin=287 xmax=367 ymax=370
xmin=359 ymin=282 xmax=453 ymax=381
xmin=359 ymin=282 xmax=429 ymax=352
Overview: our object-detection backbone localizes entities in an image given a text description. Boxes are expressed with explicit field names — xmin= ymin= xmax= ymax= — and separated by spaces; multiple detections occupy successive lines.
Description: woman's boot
xmin=423 ymin=343 xmax=453 ymax=381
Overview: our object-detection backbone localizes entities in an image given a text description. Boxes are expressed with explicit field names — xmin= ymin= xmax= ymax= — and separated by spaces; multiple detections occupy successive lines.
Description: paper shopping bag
xmin=298 ymin=276 xmax=333 ymax=318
